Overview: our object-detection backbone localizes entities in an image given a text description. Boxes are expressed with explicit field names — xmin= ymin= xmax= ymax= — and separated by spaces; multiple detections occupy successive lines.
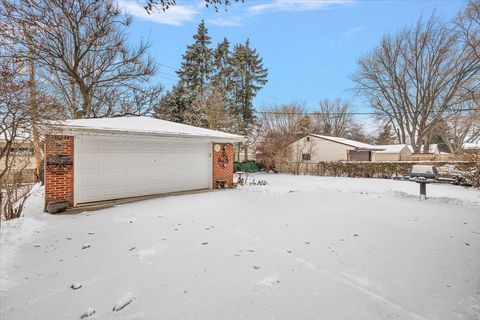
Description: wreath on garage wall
xmin=218 ymin=145 xmax=229 ymax=168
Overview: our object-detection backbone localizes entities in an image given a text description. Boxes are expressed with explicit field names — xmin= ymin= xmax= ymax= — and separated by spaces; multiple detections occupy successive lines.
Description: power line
xmin=158 ymin=63 xmax=178 ymax=71
xmin=156 ymin=75 xmax=177 ymax=82
xmin=254 ymin=108 xmax=478 ymax=116
xmin=158 ymin=71 xmax=179 ymax=78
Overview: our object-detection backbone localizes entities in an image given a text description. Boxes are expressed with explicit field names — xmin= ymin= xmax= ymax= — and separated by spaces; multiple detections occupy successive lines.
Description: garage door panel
xmin=75 ymin=135 xmax=211 ymax=204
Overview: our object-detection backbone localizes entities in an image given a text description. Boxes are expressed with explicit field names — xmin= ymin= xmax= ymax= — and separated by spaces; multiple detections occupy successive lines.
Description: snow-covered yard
xmin=1 ymin=173 xmax=479 ymax=320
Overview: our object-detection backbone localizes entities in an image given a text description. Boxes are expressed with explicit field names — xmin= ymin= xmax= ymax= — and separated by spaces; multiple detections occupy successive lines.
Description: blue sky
xmin=120 ymin=0 xmax=466 ymax=115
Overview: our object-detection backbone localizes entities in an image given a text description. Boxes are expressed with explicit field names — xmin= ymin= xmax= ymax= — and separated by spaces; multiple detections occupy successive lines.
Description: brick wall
xmin=212 ymin=143 xmax=234 ymax=188
xmin=44 ymin=135 xmax=74 ymax=209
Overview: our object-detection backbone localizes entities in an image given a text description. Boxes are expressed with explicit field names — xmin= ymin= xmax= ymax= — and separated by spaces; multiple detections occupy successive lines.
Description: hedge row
xmin=234 ymin=161 xmax=260 ymax=173
xmin=280 ymin=161 xmax=479 ymax=187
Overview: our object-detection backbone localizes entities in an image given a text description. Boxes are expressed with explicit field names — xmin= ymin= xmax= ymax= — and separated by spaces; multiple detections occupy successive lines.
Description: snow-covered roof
xmin=407 ymin=144 xmax=438 ymax=154
xmin=309 ymin=134 xmax=384 ymax=151
xmin=463 ymin=142 xmax=480 ymax=150
xmin=49 ymin=116 xmax=244 ymax=142
xmin=374 ymin=144 xmax=409 ymax=154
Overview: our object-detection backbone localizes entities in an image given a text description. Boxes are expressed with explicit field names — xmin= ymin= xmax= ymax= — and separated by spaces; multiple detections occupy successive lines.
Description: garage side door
xmin=74 ymin=135 xmax=211 ymax=204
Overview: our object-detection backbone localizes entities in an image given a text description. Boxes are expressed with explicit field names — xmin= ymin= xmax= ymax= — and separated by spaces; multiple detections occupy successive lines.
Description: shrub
xmin=233 ymin=161 xmax=259 ymax=173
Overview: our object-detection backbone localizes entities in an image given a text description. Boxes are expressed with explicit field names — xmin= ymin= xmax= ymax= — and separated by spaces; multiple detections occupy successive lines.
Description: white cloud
xmin=331 ymin=25 xmax=365 ymax=46
xmin=207 ymin=17 xmax=243 ymax=27
xmin=247 ymin=0 xmax=354 ymax=14
xmin=118 ymin=0 xmax=198 ymax=26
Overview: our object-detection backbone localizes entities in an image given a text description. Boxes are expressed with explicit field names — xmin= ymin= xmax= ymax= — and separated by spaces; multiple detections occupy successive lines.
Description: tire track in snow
xmin=233 ymin=228 xmax=431 ymax=320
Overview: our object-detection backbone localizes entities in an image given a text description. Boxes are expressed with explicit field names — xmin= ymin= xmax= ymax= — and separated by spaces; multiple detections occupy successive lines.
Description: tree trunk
xmin=26 ymin=28 xmax=44 ymax=183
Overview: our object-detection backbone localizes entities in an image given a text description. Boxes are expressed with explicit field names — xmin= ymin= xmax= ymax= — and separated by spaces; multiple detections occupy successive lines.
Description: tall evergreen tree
xmin=211 ymin=38 xmax=233 ymax=95
xmin=231 ymin=39 xmax=268 ymax=129
xmin=155 ymin=85 xmax=206 ymax=127
xmin=176 ymin=20 xmax=213 ymax=94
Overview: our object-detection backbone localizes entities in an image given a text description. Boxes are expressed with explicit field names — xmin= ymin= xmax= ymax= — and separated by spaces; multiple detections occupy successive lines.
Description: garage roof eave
xmin=55 ymin=126 xmax=245 ymax=143
xmin=355 ymin=147 xmax=386 ymax=151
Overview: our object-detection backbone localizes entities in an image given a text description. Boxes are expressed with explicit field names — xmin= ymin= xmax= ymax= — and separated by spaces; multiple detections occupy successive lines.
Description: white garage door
xmin=74 ymin=135 xmax=211 ymax=204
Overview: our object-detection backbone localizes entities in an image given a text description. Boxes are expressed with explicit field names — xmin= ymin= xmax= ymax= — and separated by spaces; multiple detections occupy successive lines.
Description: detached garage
xmin=44 ymin=117 xmax=243 ymax=211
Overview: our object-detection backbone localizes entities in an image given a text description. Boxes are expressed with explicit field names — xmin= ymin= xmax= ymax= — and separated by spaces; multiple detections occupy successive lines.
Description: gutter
xmin=49 ymin=125 xmax=245 ymax=143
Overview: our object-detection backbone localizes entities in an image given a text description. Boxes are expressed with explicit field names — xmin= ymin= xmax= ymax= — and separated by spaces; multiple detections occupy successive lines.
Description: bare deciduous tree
xmin=455 ymin=0 xmax=480 ymax=60
xmin=144 ymin=0 xmax=242 ymax=13
xmin=1 ymin=58 xmax=35 ymax=220
xmin=1 ymin=0 xmax=156 ymax=118
xmin=353 ymin=15 xmax=480 ymax=153
xmin=256 ymin=103 xmax=310 ymax=171
xmin=312 ymin=98 xmax=354 ymax=137
xmin=435 ymin=101 xmax=480 ymax=153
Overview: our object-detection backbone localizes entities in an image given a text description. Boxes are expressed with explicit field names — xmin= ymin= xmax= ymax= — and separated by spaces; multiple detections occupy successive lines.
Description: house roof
xmin=49 ymin=116 xmax=244 ymax=142
xmin=463 ymin=142 xmax=480 ymax=150
xmin=374 ymin=144 xmax=409 ymax=154
xmin=309 ymin=134 xmax=385 ymax=151
xmin=407 ymin=144 xmax=438 ymax=154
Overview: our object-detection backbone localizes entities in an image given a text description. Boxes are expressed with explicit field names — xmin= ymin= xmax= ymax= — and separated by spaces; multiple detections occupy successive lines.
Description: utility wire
xmin=254 ymin=108 xmax=478 ymax=116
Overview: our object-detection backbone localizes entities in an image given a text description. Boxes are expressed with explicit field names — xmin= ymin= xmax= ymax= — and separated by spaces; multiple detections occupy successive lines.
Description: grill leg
xmin=419 ymin=182 xmax=426 ymax=200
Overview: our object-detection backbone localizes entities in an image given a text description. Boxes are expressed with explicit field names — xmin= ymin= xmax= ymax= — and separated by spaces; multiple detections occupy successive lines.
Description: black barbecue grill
xmin=409 ymin=165 xmax=439 ymax=199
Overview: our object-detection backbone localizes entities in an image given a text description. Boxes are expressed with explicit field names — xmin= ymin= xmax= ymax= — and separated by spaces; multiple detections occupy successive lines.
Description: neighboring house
xmin=44 ymin=117 xmax=244 ymax=210
xmin=278 ymin=134 xmax=384 ymax=173
xmin=374 ymin=144 xmax=412 ymax=161
xmin=0 ymin=137 xmax=37 ymax=182
xmin=463 ymin=142 xmax=480 ymax=150
xmin=407 ymin=144 xmax=440 ymax=155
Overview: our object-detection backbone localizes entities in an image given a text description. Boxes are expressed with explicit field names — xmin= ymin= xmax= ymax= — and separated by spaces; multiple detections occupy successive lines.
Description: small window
xmin=306 ymin=136 xmax=310 ymax=142
xmin=302 ymin=154 xmax=311 ymax=161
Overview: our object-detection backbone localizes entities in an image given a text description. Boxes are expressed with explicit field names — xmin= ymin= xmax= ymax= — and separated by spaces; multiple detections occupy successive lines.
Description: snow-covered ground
xmin=1 ymin=173 xmax=479 ymax=320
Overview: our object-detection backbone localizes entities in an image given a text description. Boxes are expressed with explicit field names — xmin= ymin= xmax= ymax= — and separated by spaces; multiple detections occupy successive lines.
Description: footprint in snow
xmin=202 ymin=242 xmax=208 ymax=245
xmin=305 ymin=242 xmax=311 ymax=245
xmin=71 ymin=281 xmax=82 ymax=290
xmin=66 ymin=237 xmax=72 ymax=240
xmin=254 ymin=273 xmax=281 ymax=289
xmin=34 ymin=244 xmax=41 ymax=248
xmin=80 ymin=308 xmax=95 ymax=319
xmin=82 ymin=244 xmax=91 ymax=249
xmin=113 ymin=292 xmax=135 ymax=312
xmin=88 ymin=231 xmax=94 ymax=235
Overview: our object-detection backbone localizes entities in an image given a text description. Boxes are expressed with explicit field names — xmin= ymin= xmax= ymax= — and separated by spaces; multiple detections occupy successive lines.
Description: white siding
xmin=74 ymin=135 xmax=211 ymax=204
xmin=375 ymin=153 xmax=401 ymax=161
xmin=288 ymin=135 xmax=354 ymax=162
xmin=375 ymin=146 xmax=410 ymax=161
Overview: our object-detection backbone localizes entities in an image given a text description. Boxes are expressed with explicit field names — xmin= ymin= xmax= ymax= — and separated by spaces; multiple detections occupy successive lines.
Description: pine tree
xmin=176 ymin=20 xmax=213 ymax=94
xmin=204 ymin=86 xmax=241 ymax=133
xmin=375 ymin=124 xmax=396 ymax=144
xmin=231 ymin=39 xmax=268 ymax=129
xmin=155 ymin=85 xmax=206 ymax=127
xmin=211 ymin=38 xmax=233 ymax=96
